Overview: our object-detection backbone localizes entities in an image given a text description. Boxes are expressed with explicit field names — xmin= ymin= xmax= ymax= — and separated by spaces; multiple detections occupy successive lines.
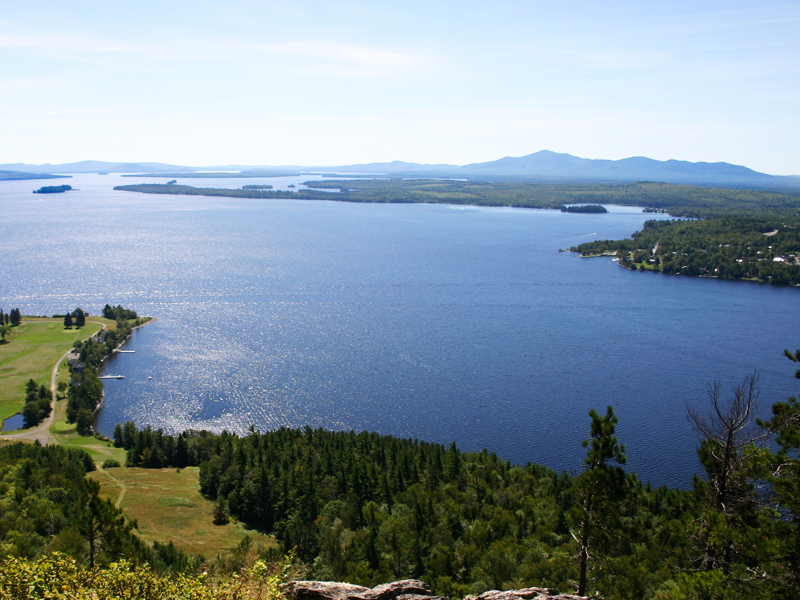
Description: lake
xmin=2 ymin=173 xmax=799 ymax=487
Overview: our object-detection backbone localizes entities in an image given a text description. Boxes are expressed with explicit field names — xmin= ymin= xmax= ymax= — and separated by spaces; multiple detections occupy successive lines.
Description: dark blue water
xmin=2 ymin=413 xmax=24 ymax=432
xmin=2 ymin=173 xmax=799 ymax=488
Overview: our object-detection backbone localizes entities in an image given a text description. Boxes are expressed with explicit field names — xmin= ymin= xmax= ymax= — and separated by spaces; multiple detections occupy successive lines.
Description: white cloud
xmin=267 ymin=40 xmax=425 ymax=72
xmin=0 ymin=31 xmax=149 ymax=54
xmin=0 ymin=28 xmax=440 ymax=79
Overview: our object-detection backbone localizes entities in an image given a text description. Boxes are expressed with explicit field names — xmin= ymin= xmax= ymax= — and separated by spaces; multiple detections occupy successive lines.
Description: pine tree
xmin=113 ymin=423 xmax=124 ymax=447
xmin=688 ymin=372 xmax=772 ymax=574
xmin=573 ymin=406 xmax=627 ymax=597
xmin=64 ymin=312 xmax=73 ymax=329
xmin=760 ymin=350 xmax=800 ymax=595
xmin=213 ymin=498 xmax=230 ymax=525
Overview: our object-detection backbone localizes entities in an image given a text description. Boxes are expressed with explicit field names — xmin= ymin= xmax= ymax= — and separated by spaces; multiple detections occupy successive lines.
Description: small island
xmin=33 ymin=184 xmax=73 ymax=194
xmin=560 ymin=204 xmax=608 ymax=213
xmin=242 ymin=184 xmax=273 ymax=190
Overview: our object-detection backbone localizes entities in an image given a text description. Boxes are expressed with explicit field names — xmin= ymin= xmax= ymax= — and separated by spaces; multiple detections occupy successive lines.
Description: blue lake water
xmin=2 ymin=173 xmax=799 ymax=487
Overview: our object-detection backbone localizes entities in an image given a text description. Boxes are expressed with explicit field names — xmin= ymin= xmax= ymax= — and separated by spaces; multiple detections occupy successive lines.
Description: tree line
xmin=66 ymin=305 xmax=139 ymax=435
xmin=0 ymin=307 xmax=21 ymax=342
xmin=0 ymin=307 xmax=22 ymax=326
xmin=21 ymin=378 xmax=52 ymax=428
xmin=102 ymin=304 xmax=138 ymax=321
xmin=62 ymin=307 xmax=87 ymax=328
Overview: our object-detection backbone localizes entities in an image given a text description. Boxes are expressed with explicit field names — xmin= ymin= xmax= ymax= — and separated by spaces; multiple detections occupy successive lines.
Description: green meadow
xmin=88 ymin=466 xmax=275 ymax=557
xmin=0 ymin=317 xmax=108 ymax=421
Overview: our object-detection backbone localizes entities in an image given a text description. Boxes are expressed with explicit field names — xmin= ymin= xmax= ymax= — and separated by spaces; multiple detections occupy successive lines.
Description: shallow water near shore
xmin=2 ymin=173 xmax=799 ymax=487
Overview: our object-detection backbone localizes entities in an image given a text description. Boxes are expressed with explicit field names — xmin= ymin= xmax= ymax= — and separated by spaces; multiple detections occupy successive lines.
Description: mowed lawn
xmin=50 ymin=417 xmax=128 ymax=465
xmin=89 ymin=466 xmax=275 ymax=557
xmin=0 ymin=318 xmax=107 ymax=421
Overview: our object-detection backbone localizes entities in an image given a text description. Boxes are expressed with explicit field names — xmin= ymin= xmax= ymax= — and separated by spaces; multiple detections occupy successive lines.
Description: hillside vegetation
xmin=112 ymin=359 xmax=800 ymax=600
xmin=2 ymin=348 xmax=800 ymax=599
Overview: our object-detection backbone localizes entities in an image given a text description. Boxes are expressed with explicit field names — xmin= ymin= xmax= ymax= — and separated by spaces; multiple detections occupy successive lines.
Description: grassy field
xmin=50 ymin=416 xmax=128 ymax=464
xmin=0 ymin=317 xmax=111 ymax=421
xmin=88 ymin=466 xmax=275 ymax=557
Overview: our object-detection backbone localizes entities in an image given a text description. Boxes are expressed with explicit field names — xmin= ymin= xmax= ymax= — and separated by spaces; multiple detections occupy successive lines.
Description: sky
xmin=1 ymin=1 xmax=798 ymax=174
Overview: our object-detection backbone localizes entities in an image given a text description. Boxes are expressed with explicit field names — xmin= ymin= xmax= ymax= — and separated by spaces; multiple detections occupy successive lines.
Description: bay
xmin=2 ymin=173 xmax=798 ymax=488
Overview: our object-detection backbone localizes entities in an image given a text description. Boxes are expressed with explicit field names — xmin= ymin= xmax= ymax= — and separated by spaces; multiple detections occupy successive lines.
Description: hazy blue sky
xmin=1 ymin=1 xmax=798 ymax=173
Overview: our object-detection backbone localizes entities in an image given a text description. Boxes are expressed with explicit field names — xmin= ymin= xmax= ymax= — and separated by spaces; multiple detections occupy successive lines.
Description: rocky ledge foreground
xmin=282 ymin=579 xmax=591 ymax=600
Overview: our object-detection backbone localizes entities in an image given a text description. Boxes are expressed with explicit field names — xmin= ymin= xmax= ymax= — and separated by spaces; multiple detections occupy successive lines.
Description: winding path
xmin=97 ymin=467 xmax=128 ymax=508
xmin=0 ymin=320 xmax=108 ymax=445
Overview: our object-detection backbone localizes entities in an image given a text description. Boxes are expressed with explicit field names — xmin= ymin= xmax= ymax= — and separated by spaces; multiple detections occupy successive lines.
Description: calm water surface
xmin=2 ymin=173 xmax=799 ymax=487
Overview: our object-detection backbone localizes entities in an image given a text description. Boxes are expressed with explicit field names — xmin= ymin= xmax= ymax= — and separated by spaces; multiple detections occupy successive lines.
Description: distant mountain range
xmin=0 ymin=161 xmax=198 ymax=175
xmin=3 ymin=151 xmax=798 ymax=190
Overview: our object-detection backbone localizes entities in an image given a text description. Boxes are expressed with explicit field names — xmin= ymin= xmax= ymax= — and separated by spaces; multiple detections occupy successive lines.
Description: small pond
xmin=2 ymin=413 xmax=24 ymax=432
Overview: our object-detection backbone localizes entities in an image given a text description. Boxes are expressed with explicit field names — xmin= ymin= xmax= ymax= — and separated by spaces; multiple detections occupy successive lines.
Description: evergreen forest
xmin=107 ymin=353 xmax=800 ymax=600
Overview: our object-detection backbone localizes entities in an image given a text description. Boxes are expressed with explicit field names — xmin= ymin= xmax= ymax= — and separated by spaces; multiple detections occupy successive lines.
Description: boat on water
xmin=99 ymin=375 xmax=124 ymax=379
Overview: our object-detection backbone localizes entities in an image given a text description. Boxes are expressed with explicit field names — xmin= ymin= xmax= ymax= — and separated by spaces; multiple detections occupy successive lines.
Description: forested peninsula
xmin=115 ymin=183 xmax=303 ymax=199
xmin=0 ymin=169 xmax=68 ymax=181
xmin=114 ymin=179 xmax=800 ymax=214
xmin=572 ymin=217 xmax=800 ymax=284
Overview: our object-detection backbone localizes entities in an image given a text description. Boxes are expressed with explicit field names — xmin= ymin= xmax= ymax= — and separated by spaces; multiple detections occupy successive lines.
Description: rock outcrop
xmin=282 ymin=579 xmax=447 ymax=600
xmin=464 ymin=588 xmax=590 ymax=600
xmin=282 ymin=580 xmax=591 ymax=600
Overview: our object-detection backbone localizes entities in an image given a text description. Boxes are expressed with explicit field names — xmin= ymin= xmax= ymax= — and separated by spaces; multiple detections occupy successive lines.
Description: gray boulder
xmin=282 ymin=581 xmax=590 ymax=600
xmin=282 ymin=579 xmax=448 ymax=600
xmin=464 ymin=588 xmax=590 ymax=600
